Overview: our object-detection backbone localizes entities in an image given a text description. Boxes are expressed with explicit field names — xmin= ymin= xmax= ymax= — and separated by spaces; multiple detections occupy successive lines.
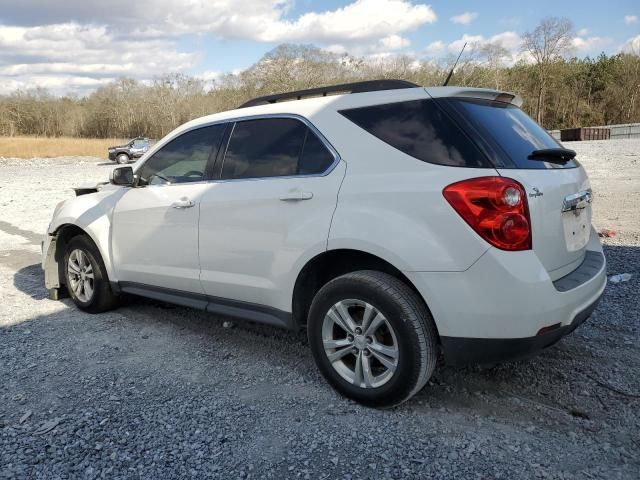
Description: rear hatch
xmin=439 ymin=95 xmax=592 ymax=281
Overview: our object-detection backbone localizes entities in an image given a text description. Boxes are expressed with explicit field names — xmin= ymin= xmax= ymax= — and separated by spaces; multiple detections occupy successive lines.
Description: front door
xmin=111 ymin=124 xmax=226 ymax=293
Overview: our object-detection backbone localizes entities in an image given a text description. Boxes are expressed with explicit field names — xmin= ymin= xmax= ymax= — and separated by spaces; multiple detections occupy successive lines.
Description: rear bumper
xmin=405 ymin=226 xmax=606 ymax=365
xmin=439 ymin=288 xmax=602 ymax=365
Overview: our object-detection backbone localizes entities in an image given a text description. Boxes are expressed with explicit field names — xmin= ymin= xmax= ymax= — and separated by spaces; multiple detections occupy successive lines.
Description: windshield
xmin=445 ymin=98 xmax=579 ymax=169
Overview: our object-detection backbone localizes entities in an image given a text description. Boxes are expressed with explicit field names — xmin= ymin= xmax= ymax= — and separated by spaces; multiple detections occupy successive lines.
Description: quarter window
xmin=339 ymin=99 xmax=490 ymax=168
xmin=221 ymin=118 xmax=334 ymax=180
xmin=138 ymin=125 xmax=225 ymax=185
xmin=299 ymin=129 xmax=335 ymax=175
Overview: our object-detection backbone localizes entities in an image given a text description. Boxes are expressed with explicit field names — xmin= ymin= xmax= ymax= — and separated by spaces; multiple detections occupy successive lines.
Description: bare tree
xmin=479 ymin=42 xmax=509 ymax=90
xmin=522 ymin=17 xmax=574 ymax=125
xmin=2 ymin=42 xmax=640 ymax=138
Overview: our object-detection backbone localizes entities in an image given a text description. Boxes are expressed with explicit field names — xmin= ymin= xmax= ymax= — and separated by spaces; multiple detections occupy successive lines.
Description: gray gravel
xmin=1 ymin=141 xmax=639 ymax=479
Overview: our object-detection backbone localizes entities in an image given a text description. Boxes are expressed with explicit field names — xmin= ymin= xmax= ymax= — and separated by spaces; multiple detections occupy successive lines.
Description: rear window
xmin=444 ymin=98 xmax=578 ymax=169
xmin=339 ymin=99 xmax=492 ymax=168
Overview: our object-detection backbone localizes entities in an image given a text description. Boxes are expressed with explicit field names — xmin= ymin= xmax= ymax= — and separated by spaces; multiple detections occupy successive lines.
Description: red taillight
xmin=443 ymin=177 xmax=532 ymax=251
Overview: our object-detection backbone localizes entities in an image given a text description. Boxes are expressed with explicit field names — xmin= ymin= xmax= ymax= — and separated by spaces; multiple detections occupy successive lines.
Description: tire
xmin=116 ymin=153 xmax=130 ymax=164
xmin=308 ymin=270 xmax=438 ymax=408
xmin=64 ymin=235 xmax=119 ymax=313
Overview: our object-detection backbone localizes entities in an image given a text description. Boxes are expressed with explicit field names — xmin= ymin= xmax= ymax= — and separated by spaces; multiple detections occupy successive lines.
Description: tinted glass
xmin=446 ymin=98 xmax=578 ymax=169
xmin=132 ymin=139 xmax=148 ymax=148
xmin=222 ymin=118 xmax=306 ymax=179
xmin=339 ymin=99 xmax=490 ymax=168
xmin=298 ymin=130 xmax=334 ymax=175
xmin=138 ymin=125 xmax=225 ymax=185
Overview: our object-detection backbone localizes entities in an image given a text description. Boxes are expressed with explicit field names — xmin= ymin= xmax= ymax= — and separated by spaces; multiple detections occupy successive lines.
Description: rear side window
xmin=299 ymin=129 xmax=335 ymax=175
xmin=221 ymin=118 xmax=335 ymax=179
xmin=339 ymin=99 xmax=491 ymax=168
xmin=138 ymin=125 xmax=225 ymax=185
xmin=444 ymin=98 xmax=578 ymax=169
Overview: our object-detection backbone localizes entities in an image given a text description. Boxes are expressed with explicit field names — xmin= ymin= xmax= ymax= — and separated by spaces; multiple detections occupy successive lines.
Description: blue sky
xmin=0 ymin=0 xmax=638 ymax=95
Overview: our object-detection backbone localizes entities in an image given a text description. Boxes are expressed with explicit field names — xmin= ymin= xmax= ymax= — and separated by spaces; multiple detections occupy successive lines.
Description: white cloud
xmin=379 ymin=34 xmax=411 ymax=50
xmin=257 ymin=0 xmax=436 ymax=43
xmin=3 ymin=0 xmax=438 ymax=44
xmin=622 ymin=34 xmax=640 ymax=53
xmin=577 ymin=28 xmax=589 ymax=36
xmin=450 ymin=12 xmax=478 ymax=25
xmin=624 ymin=15 xmax=638 ymax=25
xmin=448 ymin=32 xmax=522 ymax=53
xmin=0 ymin=0 xmax=438 ymax=94
xmin=111 ymin=0 xmax=436 ymax=45
xmin=444 ymin=32 xmax=524 ymax=65
xmin=425 ymin=40 xmax=445 ymax=56
xmin=195 ymin=70 xmax=222 ymax=82
xmin=0 ymin=23 xmax=197 ymax=95
xmin=572 ymin=35 xmax=612 ymax=52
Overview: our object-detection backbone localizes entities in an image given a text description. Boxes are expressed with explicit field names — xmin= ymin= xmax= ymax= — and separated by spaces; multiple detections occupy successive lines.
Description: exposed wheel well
xmin=53 ymin=224 xmax=90 ymax=286
xmin=292 ymin=249 xmax=428 ymax=329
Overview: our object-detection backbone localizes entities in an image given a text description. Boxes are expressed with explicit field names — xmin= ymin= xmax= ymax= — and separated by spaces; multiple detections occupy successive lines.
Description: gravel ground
xmin=1 ymin=142 xmax=639 ymax=479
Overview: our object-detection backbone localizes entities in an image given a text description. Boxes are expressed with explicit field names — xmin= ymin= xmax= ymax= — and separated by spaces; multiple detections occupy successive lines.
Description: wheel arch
xmin=48 ymin=223 xmax=112 ymax=290
xmin=291 ymin=248 xmax=438 ymax=336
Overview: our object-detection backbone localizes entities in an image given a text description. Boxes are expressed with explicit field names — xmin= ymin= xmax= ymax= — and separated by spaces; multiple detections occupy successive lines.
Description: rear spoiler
xmin=425 ymin=87 xmax=523 ymax=107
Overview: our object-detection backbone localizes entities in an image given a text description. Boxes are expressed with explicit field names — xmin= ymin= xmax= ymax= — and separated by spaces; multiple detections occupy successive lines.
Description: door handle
xmin=171 ymin=197 xmax=195 ymax=209
xmin=279 ymin=191 xmax=313 ymax=201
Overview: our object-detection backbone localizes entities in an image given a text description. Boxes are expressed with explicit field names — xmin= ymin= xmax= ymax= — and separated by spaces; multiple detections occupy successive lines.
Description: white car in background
xmin=42 ymin=80 xmax=606 ymax=407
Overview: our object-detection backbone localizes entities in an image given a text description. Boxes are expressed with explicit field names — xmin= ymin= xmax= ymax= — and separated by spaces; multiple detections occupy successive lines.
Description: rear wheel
xmin=308 ymin=271 xmax=438 ymax=408
xmin=116 ymin=153 xmax=130 ymax=164
xmin=64 ymin=235 xmax=119 ymax=313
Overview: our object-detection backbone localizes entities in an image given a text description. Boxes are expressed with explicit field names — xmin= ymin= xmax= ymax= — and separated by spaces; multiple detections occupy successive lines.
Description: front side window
xmin=221 ymin=118 xmax=335 ymax=180
xmin=339 ymin=99 xmax=491 ymax=168
xmin=138 ymin=125 xmax=225 ymax=185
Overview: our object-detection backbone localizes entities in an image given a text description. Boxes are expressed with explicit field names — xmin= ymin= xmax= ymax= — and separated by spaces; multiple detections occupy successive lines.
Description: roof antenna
xmin=443 ymin=42 xmax=467 ymax=86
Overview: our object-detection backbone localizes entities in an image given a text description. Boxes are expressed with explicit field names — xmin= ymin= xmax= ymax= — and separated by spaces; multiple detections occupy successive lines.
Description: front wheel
xmin=64 ymin=235 xmax=119 ymax=313
xmin=308 ymin=271 xmax=438 ymax=408
xmin=116 ymin=153 xmax=130 ymax=164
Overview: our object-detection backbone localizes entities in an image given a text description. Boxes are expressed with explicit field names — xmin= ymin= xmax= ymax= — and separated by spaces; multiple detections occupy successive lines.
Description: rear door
xmin=443 ymin=98 xmax=592 ymax=280
xmin=198 ymin=116 xmax=345 ymax=312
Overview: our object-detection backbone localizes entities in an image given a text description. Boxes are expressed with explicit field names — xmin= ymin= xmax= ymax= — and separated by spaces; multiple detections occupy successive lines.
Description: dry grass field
xmin=0 ymin=136 xmax=127 ymax=159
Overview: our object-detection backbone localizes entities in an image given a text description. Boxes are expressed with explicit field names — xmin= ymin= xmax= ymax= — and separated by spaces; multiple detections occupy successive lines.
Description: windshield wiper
xmin=528 ymin=148 xmax=576 ymax=164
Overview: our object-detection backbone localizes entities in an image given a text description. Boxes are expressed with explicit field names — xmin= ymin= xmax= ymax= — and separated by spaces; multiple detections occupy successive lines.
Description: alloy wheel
xmin=321 ymin=299 xmax=399 ymax=388
xmin=67 ymin=249 xmax=95 ymax=302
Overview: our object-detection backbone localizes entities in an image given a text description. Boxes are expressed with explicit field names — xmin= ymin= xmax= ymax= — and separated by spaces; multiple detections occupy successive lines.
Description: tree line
xmin=1 ymin=18 xmax=638 ymax=139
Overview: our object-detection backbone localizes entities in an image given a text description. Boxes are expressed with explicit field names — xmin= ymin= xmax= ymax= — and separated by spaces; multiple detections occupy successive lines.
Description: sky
xmin=0 ymin=0 xmax=638 ymax=96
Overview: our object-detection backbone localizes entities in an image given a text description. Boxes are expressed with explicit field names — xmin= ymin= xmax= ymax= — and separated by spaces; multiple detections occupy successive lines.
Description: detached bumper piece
xmin=440 ymin=291 xmax=603 ymax=366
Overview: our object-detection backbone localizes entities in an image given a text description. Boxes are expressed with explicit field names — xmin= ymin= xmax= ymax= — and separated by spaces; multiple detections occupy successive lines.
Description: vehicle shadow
xmin=9 ymin=243 xmax=639 ymax=419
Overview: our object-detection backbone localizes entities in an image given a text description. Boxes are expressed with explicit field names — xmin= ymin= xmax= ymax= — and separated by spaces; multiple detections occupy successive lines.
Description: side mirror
xmin=110 ymin=166 xmax=135 ymax=186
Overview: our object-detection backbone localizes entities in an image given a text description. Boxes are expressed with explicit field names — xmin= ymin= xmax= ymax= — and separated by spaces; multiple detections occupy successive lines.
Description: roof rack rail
xmin=238 ymin=79 xmax=420 ymax=108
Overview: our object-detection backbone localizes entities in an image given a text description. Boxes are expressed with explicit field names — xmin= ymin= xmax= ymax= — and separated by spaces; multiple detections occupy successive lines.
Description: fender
xmin=45 ymin=187 xmax=128 ymax=287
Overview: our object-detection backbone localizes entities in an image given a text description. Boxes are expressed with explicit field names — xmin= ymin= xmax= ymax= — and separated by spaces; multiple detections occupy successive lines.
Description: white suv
xmin=42 ymin=80 xmax=607 ymax=407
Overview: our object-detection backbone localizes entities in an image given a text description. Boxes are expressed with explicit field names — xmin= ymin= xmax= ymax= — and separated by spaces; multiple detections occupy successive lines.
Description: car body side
xmin=43 ymin=86 xmax=606 ymax=359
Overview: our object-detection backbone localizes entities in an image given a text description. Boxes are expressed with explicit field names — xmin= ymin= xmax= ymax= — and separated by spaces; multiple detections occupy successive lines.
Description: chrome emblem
xmin=529 ymin=187 xmax=543 ymax=198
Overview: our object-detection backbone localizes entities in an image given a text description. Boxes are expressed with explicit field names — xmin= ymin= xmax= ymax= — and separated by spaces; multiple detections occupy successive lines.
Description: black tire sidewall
xmin=308 ymin=275 xmax=425 ymax=407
